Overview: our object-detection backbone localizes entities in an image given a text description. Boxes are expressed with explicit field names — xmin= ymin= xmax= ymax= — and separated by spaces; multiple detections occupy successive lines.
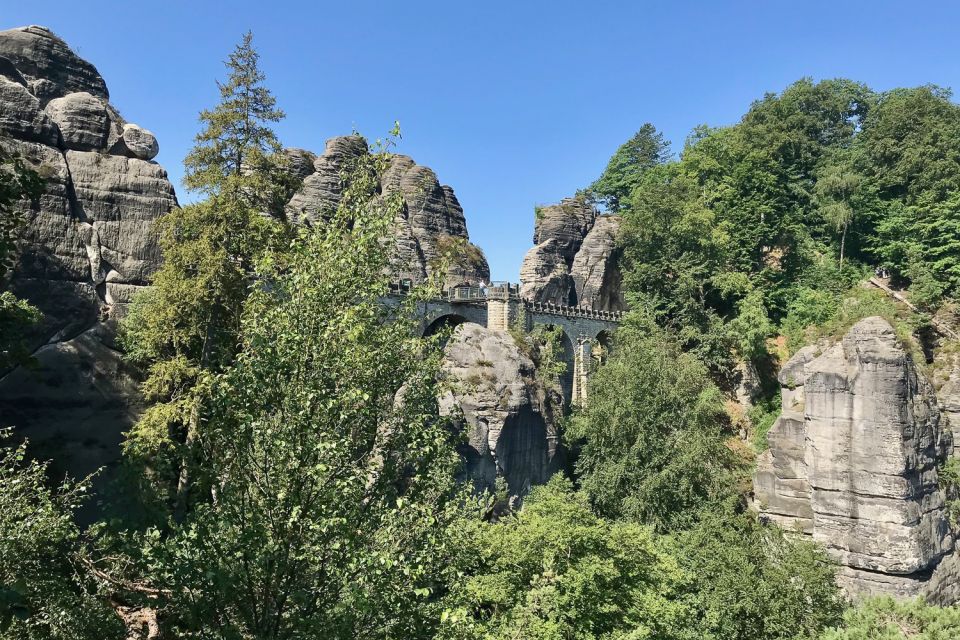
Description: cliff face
xmin=439 ymin=323 xmax=563 ymax=495
xmin=284 ymin=136 xmax=490 ymax=288
xmin=0 ymin=26 xmax=176 ymax=493
xmin=755 ymin=317 xmax=960 ymax=603
xmin=519 ymin=197 xmax=624 ymax=311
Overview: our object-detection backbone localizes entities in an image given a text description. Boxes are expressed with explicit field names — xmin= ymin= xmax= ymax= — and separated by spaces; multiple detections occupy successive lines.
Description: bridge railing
xmin=386 ymin=280 xmax=623 ymax=322
xmin=523 ymin=300 xmax=624 ymax=322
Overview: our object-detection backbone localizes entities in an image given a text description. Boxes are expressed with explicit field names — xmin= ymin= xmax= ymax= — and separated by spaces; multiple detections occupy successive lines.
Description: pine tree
xmin=120 ymin=32 xmax=295 ymax=520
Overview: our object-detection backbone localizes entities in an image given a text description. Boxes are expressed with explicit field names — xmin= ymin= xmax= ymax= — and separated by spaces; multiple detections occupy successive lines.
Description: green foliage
xmin=0 ymin=148 xmax=44 ymax=370
xmin=749 ymin=390 xmax=782 ymax=451
xmin=438 ymin=476 xmax=695 ymax=640
xmin=120 ymin=32 xmax=294 ymax=516
xmin=528 ymin=324 xmax=569 ymax=390
xmin=567 ymin=312 xmax=745 ymax=531
xmin=821 ymin=596 xmax=960 ymax=639
xmin=136 ymin=137 xmax=465 ymax=639
xmin=782 ymin=285 xmax=916 ymax=356
xmin=613 ymin=78 xmax=960 ymax=374
xmin=0 ymin=147 xmax=43 ymax=281
xmin=619 ymin=163 xmax=736 ymax=370
xmin=588 ymin=122 xmax=671 ymax=211
xmin=671 ymin=506 xmax=845 ymax=640
xmin=183 ymin=31 xmax=296 ymax=212
xmin=0 ymin=291 xmax=41 ymax=370
xmin=939 ymin=457 xmax=960 ymax=528
xmin=0 ymin=433 xmax=122 ymax=639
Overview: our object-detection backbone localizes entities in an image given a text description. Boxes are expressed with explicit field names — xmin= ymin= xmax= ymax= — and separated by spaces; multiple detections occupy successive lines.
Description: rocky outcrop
xmin=284 ymin=136 xmax=489 ymax=288
xmin=931 ymin=348 xmax=960 ymax=457
xmin=519 ymin=197 xmax=624 ymax=310
xmin=440 ymin=323 xmax=562 ymax=495
xmin=754 ymin=317 xmax=958 ymax=602
xmin=0 ymin=25 xmax=108 ymax=103
xmin=0 ymin=26 xmax=175 ymax=504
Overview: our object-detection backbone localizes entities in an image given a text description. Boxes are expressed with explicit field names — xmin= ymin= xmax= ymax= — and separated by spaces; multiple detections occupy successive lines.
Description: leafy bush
xmin=820 ymin=596 xmax=960 ymax=639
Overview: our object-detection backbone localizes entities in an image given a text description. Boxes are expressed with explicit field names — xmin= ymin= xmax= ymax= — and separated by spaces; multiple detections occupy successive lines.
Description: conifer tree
xmin=121 ymin=32 xmax=296 ymax=519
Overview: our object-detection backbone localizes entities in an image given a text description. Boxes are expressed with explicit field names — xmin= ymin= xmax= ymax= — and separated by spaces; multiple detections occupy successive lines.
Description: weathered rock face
xmin=931 ymin=349 xmax=960 ymax=457
xmin=0 ymin=26 xmax=176 ymax=502
xmin=0 ymin=26 xmax=109 ymax=103
xmin=439 ymin=323 xmax=562 ymax=495
xmin=284 ymin=136 xmax=489 ymax=288
xmin=755 ymin=317 xmax=959 ymax=602
xmin=519 ymin=197 xmax=624 ymax=310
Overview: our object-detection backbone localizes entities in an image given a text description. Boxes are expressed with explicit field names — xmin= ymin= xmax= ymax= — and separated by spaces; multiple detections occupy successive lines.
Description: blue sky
xmin=5 ymin=1 xmax=960 ymax=279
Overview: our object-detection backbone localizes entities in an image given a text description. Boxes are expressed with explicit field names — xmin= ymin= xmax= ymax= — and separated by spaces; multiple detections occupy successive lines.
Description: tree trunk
xmin=839 ymin=224 xmax=847 ymax=269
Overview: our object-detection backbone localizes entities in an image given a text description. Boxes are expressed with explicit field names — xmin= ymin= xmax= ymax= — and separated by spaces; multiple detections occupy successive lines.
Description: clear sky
xmin=5 ymin=1 xmax=960 ymax=280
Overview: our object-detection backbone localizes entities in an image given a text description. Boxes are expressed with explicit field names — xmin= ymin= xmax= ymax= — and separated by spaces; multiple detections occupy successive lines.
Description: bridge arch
xmin=535 ymin=323 xmax=575 ymax=408
xmin=423 ymin=313 xmax=469 ymax=338
xmin=594 ymin=329 xmax=614 ymax=365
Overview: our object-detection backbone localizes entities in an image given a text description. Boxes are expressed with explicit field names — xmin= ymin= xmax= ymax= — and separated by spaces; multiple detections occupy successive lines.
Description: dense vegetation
xmin=2 ymin=34 xmax=960 ymax=640
xmin=598 ymin=79 xmax=960 ymax=377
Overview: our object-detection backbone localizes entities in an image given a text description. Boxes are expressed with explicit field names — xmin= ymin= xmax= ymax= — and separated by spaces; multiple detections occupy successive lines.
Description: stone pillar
xmin=487 ymin=298 xmax=522 ymax=332
xmin=572 ymin=338 xmax=592 ymax=406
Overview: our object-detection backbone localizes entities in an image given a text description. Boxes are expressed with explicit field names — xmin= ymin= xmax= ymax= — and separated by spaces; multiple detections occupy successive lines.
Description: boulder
xmin=0 ymin=76 xmax=60 ymax=145
xmin=0 ymin=26 xmax=108 ymax=101
xmin=109 ymin=123 xmax=159 ymax=160
xmin=754 ymin=317 xmax=957 ymax=601
xmin=519 ymin=239 xmax=574 ymax=305
xmin=440 ymin=322 xmax=562 ymax=495
xmin=44 ymin=91 xmax=114 ymax=151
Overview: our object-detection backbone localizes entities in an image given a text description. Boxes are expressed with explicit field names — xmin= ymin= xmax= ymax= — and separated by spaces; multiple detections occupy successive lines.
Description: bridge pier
xmin=486 ymin=297 xmax=523 ymax=332
xmin=572 ymin=338 xmax=592 ymax=406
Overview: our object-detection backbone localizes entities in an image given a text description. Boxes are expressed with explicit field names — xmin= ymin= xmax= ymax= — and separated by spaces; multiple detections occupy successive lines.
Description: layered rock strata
xmin=0 ymin=26 xmax=175 ymax=499
xmin=284 ymin=136 xmax=489 ymax=288
xmin=755 ymin=317 xmax=959 ymax=602
xmin=439 ymin=323 xmax=562 ymax=495
xmin=519 ymin=197 xmax=624 ymax=311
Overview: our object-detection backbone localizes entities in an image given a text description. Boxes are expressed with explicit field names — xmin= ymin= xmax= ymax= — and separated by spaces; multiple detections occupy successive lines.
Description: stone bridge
xmin=385 ymin=282 xmax=623 ymax=405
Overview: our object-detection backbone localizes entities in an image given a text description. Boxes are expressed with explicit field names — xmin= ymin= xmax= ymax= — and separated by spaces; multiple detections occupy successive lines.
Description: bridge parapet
xmin=523 ymin=300 xmax=624 ymax=322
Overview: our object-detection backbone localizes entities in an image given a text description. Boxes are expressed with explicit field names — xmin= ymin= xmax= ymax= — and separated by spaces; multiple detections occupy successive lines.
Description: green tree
xmin=589 ymin=122 xmax=670 ymax=211
xmin=135 ymin=139 xmax=465 ymax=639
xmin=0 ymin=433 xmax=123 ymax=640
xmin=438 ymin=476 xmax=695 ymax=640
xmin=0 ymin=148 xmax=43 ymax=370
xmin=815 ymin=161 xmax=863 ymax=269
xmin=821 ymin=596 xmax=960 ymax=639
xmin=566 ymin=312 xmax=745 ymax=531
xmin=184 ymin=30 xmax=295 ymax=212
xmin=672 ymin=506 xmax=845 ymax=640
xmin=121 ymin=32 xmax=295 ymax=517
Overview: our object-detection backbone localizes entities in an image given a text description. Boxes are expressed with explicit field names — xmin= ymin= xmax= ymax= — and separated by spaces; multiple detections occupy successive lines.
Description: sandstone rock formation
xmin=931 ymin=348 xmax=960 ymax=457
xmin=440 ymin=322 xmax=562 ymax=495
xmin=284 ymin=136 xmax=489 ymax=288
xmin=519 ymin=197 xmax=624 ymax=310
xmin=755 ymin=317 xmax=960 ymax=602
xmin=0 ymin=26 xmax=176 ymax=499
